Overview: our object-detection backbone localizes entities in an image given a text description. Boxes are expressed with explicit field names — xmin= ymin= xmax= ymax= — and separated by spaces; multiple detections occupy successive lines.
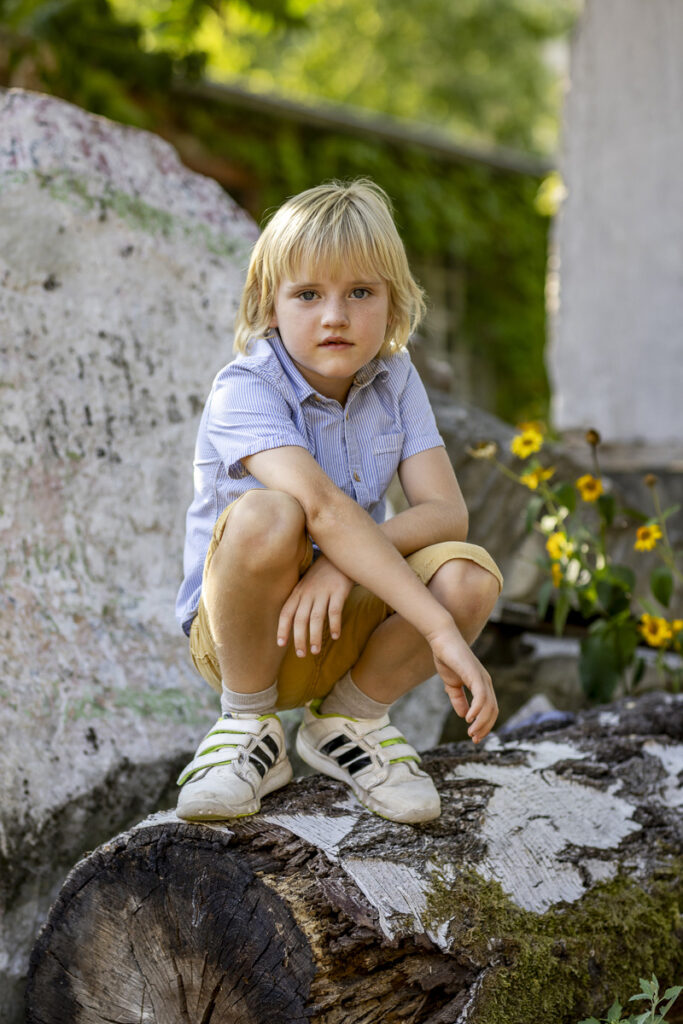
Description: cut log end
xmin=27 ymin=823 xmax=316 ymax=1024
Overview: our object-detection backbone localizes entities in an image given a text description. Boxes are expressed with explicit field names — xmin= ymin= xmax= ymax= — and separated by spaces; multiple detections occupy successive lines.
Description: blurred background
xmin=0 ymin=0 xmax=580 ymax=425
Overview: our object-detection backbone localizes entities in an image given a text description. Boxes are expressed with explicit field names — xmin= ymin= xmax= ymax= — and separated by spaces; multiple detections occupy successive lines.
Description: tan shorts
xmin=189 ymin=499 xmax=503 ymax=710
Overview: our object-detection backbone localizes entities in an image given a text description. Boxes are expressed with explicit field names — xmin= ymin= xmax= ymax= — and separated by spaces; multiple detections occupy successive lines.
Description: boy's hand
xmin=428 ymin=627 xmax=498 ymax=744
xmin=277 ymin=556 xmax=354 ymax=658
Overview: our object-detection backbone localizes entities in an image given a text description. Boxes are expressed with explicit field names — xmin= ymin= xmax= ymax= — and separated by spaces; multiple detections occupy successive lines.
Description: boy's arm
xmin=242 ymin=446 xmax=453 ymax=638
xmin=242 ymin=445 xmax=496 ymax=741
xmin=379 ymin=446 xmax=468 ymax=554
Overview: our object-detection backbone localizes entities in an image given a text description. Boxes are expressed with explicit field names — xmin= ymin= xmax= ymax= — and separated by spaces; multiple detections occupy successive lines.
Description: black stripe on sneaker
xmin=347 ymin=755 xmax=372 ymax=775
xmin=249 ymin=755 xmax=267 ymax=778
xmin=337 ymin=745 xmax=366 ymax=767
xmin=262 ymin=733 xmax=279 ymax=758
xmin=251 ymin=744 xmax=274 ymax=770
xmin=320 ymin=735 xmax=346 ymax=756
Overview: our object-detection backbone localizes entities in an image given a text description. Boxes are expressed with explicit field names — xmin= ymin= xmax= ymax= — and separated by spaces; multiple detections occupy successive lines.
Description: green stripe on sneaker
xmin=379 ymin=737 xmax=407 ymax=747
xmin=200 ymin=743 xmax=239 ymax=756
xmin=178 ymin=757 xmax=236 ymax=786
xmin=388 ymin=756 xmax=420 ymax=765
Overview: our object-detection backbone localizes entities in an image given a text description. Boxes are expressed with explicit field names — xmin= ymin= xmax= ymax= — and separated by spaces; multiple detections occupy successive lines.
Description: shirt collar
xmin=268 ymin=331 xmax=390 ymax=401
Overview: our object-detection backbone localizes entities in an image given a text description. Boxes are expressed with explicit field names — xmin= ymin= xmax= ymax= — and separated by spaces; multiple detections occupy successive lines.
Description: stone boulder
xmin=0 ymin=87 xmax=257 ymax=1019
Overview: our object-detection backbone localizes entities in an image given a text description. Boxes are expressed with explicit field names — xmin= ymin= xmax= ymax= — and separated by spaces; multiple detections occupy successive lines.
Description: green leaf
xmin=606 ymin=1000 xmax=623 ymax=1022
xmin=576 ymin=1018 xmax=602 ymax=1024
xmin=637 ymin=977 xmax=657 ymax=999
xmin=577 ymin=585 xmax=597 ymax=618
xmin=525 ymin=495 xmax=544 ymax=532
xmin=596 ymin=580 xmax=630 ymax=615
xmin=658 ymin=503 xmax=681 ymax=522
xmin=551 ymin=481 xmax=576 ymax=513
xmin=597 ymin=492 xmax=616 ymax=526
xmin=611 ymin=618 xmax=639 ymax=672
xmin=611 ymin=565 xmax=636 ymax=592
xmin=537 ymin=578 xmax=553 ymax=620
xmin=553 ymin=589 xmax=570 ymax=635
xmin=631 ymin=656 xmax=646 ymax=689
xmin=579 ymin=633 xmax=622 ymax=702
xmin=658 ymin=987 xmax=683 ymax=1019
xmin=650 ymin=566 xmax=674 ymax=608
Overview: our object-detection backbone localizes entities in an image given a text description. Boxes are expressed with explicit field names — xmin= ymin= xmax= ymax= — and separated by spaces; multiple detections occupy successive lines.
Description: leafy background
xmin=0 ymin=0 xmax=580 ymax=421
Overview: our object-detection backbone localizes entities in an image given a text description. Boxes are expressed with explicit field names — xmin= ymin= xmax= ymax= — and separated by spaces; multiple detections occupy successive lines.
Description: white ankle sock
xmin=221 ymin=680 xmax=279 ymax=717
xmin=319 ymin=670 xmax=392 ymax=719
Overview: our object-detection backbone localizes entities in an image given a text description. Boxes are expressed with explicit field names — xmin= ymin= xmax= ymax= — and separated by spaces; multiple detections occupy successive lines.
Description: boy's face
xmin=269 ymin=269 xmax=391 ymax=403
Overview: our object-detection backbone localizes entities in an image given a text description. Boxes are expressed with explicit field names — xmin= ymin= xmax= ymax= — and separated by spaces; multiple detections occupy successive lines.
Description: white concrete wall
xmin=547 ymin=0 xmax=683 ymax=447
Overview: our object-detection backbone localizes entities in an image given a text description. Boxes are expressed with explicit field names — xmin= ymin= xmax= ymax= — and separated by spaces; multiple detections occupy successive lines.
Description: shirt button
xmin=353 ymin=471 xmax=361 ymax=482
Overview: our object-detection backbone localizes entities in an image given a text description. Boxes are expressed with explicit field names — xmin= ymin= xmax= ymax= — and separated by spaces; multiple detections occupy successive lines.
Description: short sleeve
xmin=398 ymin=362 xmax=445 ymax=460
xmin=206 ymin=366 xmax=309 ymax=479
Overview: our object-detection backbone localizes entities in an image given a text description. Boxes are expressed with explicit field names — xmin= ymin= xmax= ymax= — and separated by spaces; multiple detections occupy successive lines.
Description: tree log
xmin=26 ymin=693 xmax=682 ymax=1024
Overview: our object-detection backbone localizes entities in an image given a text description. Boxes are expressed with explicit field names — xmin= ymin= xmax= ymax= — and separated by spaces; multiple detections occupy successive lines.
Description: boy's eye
xmin=298 ymin=290 xmax=318 ymax=301
xmin=350 ymin=287 xmax=370 ymax=299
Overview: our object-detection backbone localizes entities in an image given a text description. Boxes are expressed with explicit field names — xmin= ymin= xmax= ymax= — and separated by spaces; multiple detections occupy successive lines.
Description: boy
xmin=175 ymin=179 xmax=503 ymax=825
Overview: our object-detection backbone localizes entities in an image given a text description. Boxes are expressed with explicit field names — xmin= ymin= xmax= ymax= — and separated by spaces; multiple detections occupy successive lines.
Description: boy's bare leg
xmin=202 ymin=489 xmax=308 ymax=694
xmin=348 ymin=558 xmax=500 ymax=705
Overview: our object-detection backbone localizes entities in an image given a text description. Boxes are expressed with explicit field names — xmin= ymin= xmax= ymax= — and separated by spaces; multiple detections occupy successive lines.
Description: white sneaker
xmin=296 ymin=702 xmax=441 ymax=824
xmin=176 ymin=713 xmax=292 ymax=820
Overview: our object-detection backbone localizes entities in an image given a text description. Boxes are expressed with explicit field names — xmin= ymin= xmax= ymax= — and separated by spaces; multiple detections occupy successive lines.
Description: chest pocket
xmin=367 ymin=432 xmax=405 ymax=502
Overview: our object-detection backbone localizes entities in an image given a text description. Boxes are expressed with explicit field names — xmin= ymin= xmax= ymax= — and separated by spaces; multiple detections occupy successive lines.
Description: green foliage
xmin=0 ymin=0 xmax=572 ymax=421
xmin=650 ymin=566 xmax=674 ymax=609
xmin=161 ymin=0 xmax=578 ymax=156
xmin=579 ymin=975 xmax=682 ymax=1024
xmin=478 ymin=429 xmax=683 ymax=700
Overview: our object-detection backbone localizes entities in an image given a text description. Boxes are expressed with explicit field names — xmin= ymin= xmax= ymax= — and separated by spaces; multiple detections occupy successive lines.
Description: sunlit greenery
xmin=105 ymin=0 xmax=577 ymax=156
xmin=0 ymin=0 xmax=579 ymax=421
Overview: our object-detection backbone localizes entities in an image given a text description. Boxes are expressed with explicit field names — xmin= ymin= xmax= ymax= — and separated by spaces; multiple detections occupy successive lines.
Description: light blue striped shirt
xmin=176 ymin=332 xmax=444 ymax=631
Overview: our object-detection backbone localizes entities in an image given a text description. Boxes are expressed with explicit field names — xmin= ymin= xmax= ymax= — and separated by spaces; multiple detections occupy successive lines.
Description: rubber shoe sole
xmin=176 ymin=758 xmax=293 ymax=821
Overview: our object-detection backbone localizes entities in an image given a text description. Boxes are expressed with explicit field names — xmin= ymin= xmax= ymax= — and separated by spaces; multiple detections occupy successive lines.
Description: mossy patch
xmin=424 ymin=860 xmax=682 ymax=1024
xmin=1 ymin=169 xmax=250 ymax=259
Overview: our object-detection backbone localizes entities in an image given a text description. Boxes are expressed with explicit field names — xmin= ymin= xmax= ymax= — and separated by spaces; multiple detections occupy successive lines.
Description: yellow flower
xmin=520 ymin=466 xmax=555 ymax=491
xmin=551 ymin=563 xmax=563 ymax=588
xmin=639 ymin=614 xmax=672 ymax=648
xmin=467 ymin=441 xmax=499 ymax=460
xmin=672 ymin=619 xmax=683 ymax=651
xmin=546 ymin=531 xmax=574 ymax=561
xmin=511 ymin=428 xmax=543 ymax=460
xmin=517 ymin=420 xmax=545 ymax=435
xmin=634 ymin=524 xmax=663 ymax=552
xmin=576 ymin=474 xmax=603 ymax=502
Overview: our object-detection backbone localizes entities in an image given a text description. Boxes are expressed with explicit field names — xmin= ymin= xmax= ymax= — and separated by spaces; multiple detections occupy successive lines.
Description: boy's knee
xmin=431 ymin=559 xmax=500 ymax=620
xmin=216 ymin=490 xmax=307 ymax=570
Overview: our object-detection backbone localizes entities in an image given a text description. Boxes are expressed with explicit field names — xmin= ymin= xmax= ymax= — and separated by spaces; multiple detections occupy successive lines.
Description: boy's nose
xmin=321 ymin=301 xmax=349 ymax=327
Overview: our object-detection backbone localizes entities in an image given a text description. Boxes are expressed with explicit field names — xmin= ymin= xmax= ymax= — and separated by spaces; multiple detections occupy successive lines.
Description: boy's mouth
xmin=320 ymin=336 xmax=352 ymax=348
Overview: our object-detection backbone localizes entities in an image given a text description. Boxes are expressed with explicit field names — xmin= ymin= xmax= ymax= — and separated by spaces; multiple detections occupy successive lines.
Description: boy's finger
xmin=468 ymin=704 xmax=498 ymax=741
xmin=328 ymin=597 xmax=344 ymax=640
xmin=293 ymin=602 xmax=313 ymax=657
xmin=446 ymin=684 xmax=469 ymax=718
xmin=308 ymin=601 xmax=326 ymax=654
xmin=277 ymin=600 xmax=296 ymax=646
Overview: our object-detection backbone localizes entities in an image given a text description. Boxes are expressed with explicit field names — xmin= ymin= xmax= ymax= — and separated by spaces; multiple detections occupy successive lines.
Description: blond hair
xmin=234 ymin=179 xmax=425 ymax=356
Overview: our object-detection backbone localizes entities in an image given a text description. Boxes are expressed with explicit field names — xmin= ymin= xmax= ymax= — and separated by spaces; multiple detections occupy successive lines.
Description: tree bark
xmin=26 ymin=692 xmax=683 ymax=1024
